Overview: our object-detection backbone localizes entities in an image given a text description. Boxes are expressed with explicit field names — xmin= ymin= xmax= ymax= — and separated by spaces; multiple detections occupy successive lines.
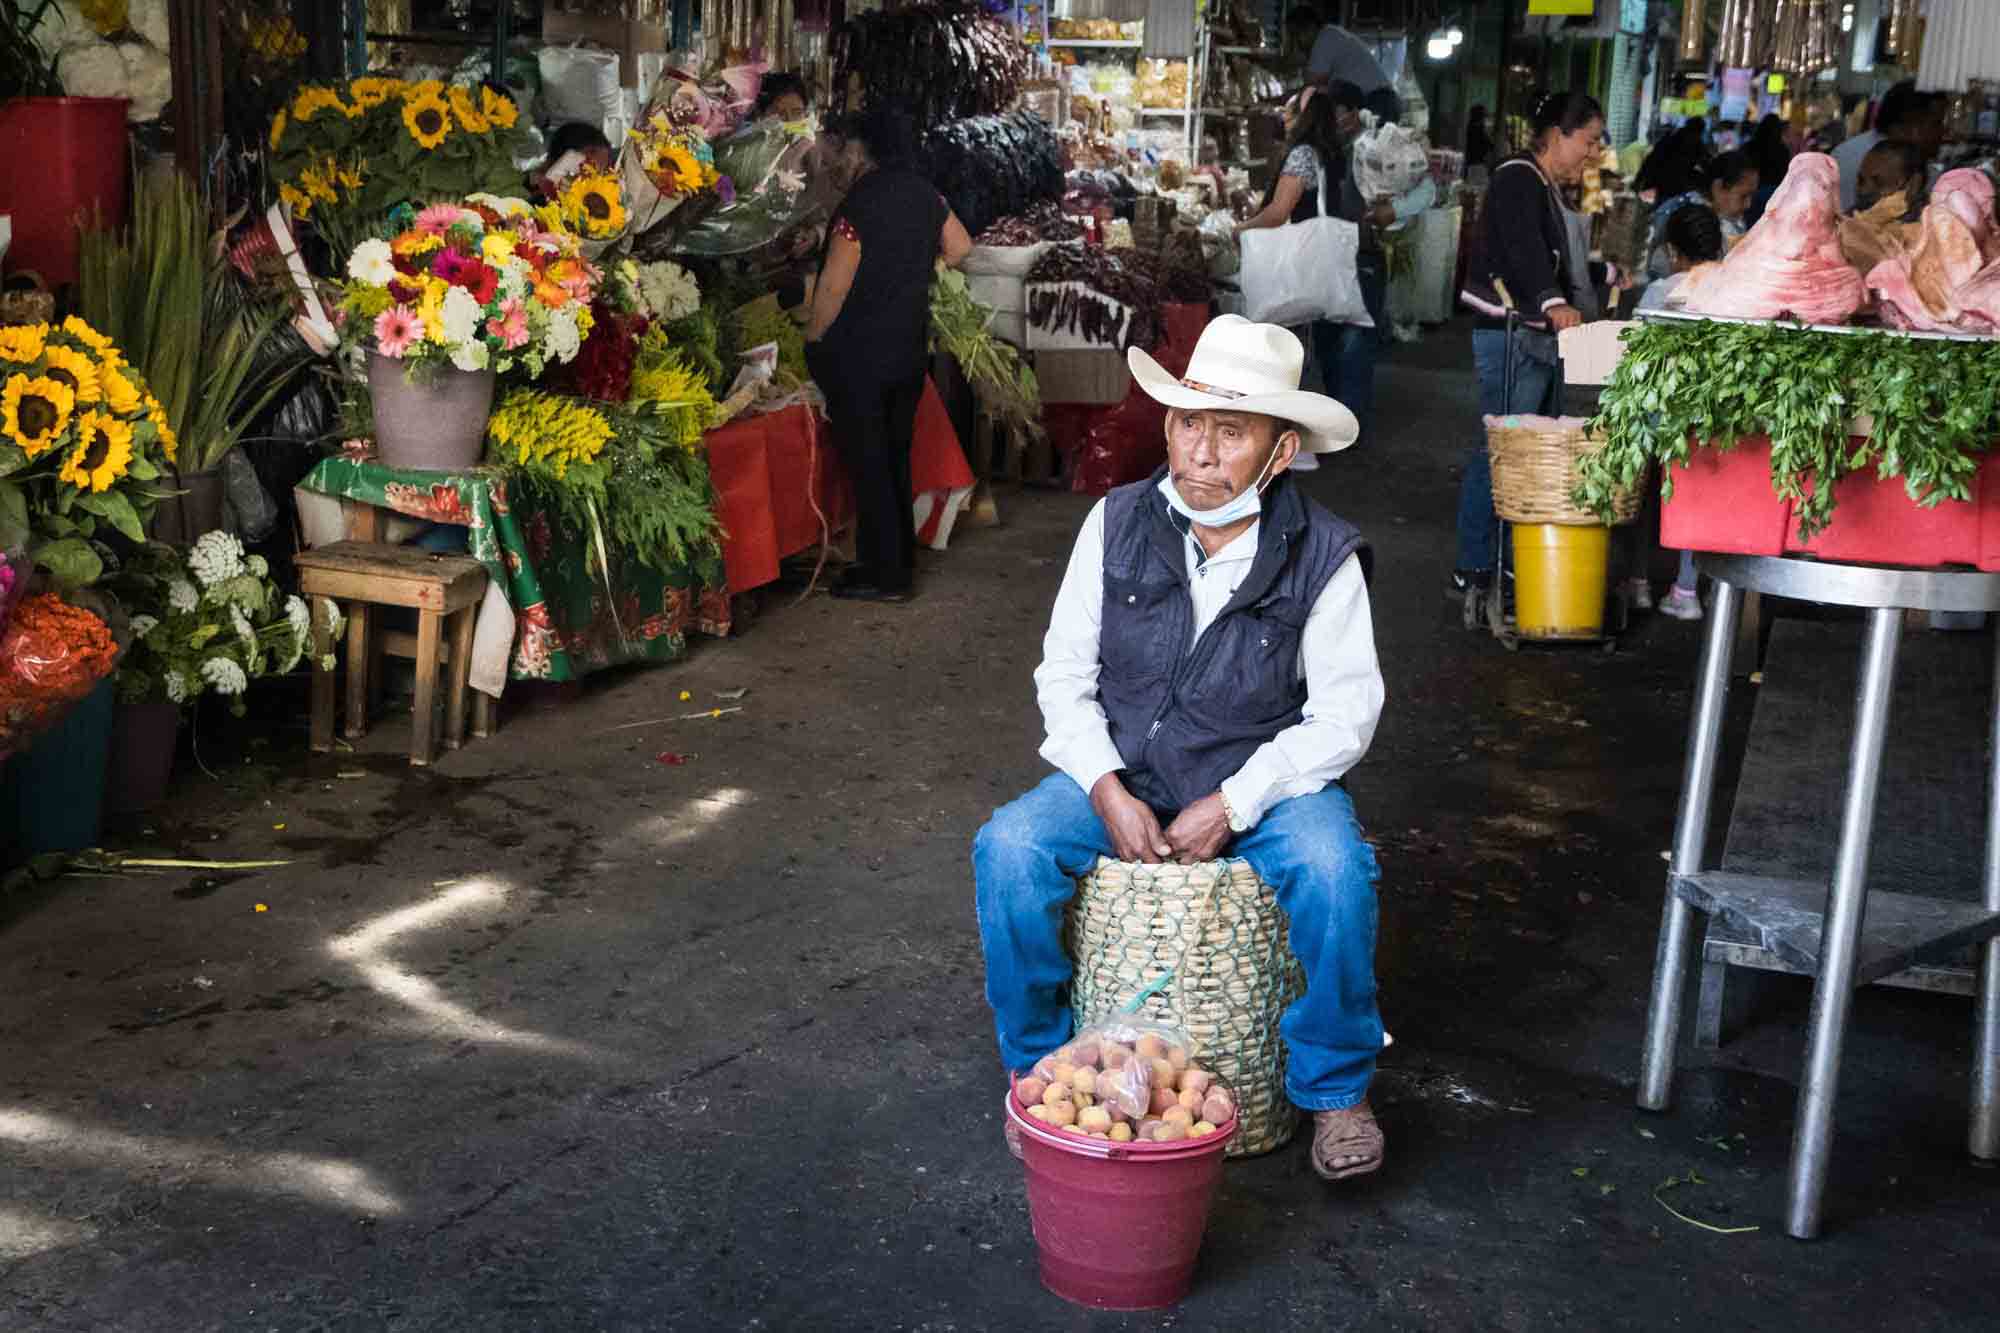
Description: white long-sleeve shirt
xmin=1034 ymin=499 xmax=1385 ymax=828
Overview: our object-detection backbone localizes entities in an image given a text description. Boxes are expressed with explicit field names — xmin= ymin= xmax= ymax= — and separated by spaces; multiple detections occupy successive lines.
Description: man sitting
xmin=973 ymin=317 xmax=1388 ymax=1180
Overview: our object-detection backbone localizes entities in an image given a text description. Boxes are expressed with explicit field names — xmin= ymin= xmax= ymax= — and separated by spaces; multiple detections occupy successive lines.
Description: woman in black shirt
xmin=804 ymin=109 xmax=973 ymax=602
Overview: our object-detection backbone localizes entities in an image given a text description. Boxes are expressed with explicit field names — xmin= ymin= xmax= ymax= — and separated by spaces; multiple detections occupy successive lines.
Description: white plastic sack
xmin=1238 ymin=172 xmax=1371 ymax=327
xmin=538 ymin=44 xmax=621 ymax=128
xmin=1352 ymin=123 xmax=1430 ymax=202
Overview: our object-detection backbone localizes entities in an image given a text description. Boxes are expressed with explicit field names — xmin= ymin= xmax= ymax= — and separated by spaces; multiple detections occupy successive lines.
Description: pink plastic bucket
xmin=1005 ymin=1086 xmax=1237 ymax=1310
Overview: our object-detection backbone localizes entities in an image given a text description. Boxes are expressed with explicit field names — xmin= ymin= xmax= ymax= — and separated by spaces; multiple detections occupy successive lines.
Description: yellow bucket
xmin=1512 ymin=523 xmax=1610 ymax=639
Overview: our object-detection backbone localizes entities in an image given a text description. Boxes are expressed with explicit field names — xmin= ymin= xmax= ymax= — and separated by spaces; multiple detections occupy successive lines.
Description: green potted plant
xmin=103 ymin=532 xmax=336 ymax=810
xmin=77 ymin=169 xmax=307 ymax=542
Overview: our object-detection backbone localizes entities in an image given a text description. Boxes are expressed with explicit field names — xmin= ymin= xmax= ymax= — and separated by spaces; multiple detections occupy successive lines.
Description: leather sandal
xmin=1310 ymin=1101 xmax=1384 ymax=1182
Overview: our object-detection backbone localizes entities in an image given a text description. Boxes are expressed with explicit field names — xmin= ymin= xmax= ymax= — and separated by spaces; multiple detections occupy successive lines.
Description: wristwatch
xmin=1220 ymin=790 xmax=1251 ymax=835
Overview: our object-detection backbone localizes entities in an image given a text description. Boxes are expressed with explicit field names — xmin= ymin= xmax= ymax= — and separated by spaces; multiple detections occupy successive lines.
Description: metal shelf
xmin=1047 ymin=39 xmax=1142 ymax=48
xmin=1139 ymin=107 xmax=1191 ymax=117
xmin=1214 ymin=45 xmax=1272 ymax=54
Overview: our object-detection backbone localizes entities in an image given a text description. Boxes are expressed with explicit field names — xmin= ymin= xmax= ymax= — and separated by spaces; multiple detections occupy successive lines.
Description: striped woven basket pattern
xmin=1065 ymin=857 xmax=1305 ymax=1156
xmin=1486 ymin=416 xmax=1641 ymax=526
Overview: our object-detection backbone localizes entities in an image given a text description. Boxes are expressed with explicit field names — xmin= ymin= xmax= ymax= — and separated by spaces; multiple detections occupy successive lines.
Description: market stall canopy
xmin=1917 ymin=0 xmax=2000 ymax=93
xmin=1307 ymin=25 xmax=1392 ymax=94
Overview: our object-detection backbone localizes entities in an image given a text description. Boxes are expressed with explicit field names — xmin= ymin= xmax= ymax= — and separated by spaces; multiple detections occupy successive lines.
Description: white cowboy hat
xmin=1128 ymin=315 xmax=1361 ymax=454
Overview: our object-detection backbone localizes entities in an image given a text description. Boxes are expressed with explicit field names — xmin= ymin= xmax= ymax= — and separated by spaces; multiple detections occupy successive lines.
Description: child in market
xmin=1636 ymin=203 xmax=1725 ymax=621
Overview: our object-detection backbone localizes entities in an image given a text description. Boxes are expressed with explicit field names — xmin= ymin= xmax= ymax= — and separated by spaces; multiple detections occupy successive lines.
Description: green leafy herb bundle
xmin=1578 ymin=318 xmax=2000 ymax=539
xmin=929 ymin=267 xmax=1044 ymax=444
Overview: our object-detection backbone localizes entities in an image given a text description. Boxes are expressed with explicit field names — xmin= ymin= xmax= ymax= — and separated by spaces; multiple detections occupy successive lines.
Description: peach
xmin=1150 ymin=1058 xmax=1175 ymax=1087
xmin=1077 ymin=1106 xmax=1112 ymax=1133
xmin=1071 ymin=1066 xmax=1098 ymax=1094
xmin=1153 ymin=1120 xmax=1189 ymax=1142
xmin=1015 ymin=1077 xmax=1049 ymax=1108
xmin=1191 ymin=1121 xmax=1219 ymax=1138
xmin=1102 ymin=1043 xmax=1131 ymax=1069
xmin=1070 ymin=1040 xmax=1101 ymax=1069
xmin=1201 ymin=1094 xmax=1234 ymax=1125
xmin=1177 ymin=1087 xmax=1204 ymax=1114
xmin=1178 ymin=1070 xmax=1213 ymax=1097
xmin=1149 ymin=1086 xmax=1179 ymax=1116
xmin=1162 ymin=1106 xmax=1194 ymax=1128
xmin=1062 ymin=1124 xmax=1091 ymax=1137
xmin=1135 ymin=1034 xmax=1169 ymax=1061
xmin=1109 ymin=1122 xmax=1134 ymax=1143
xmin=1137 ymin=1117 xmax=1165 ymax=1140
xmin=1049 ymin=1060 xmax=1077 ymax=1086
xmin=1033 ymin=1055 xmax=1061 ymax=1082
xmin=1026 ymin=1104 xmax=1052 ymax=1122
xmin=1167 ymin=1045 xmax=1190 ymax=1072
xmin=1075 ymin=1091 xmax=1094 ymax=1109
xmin=1045 ymin=1099 xmax=1077 ymax=1127
xmin=1041 ymin=1083 xmax=1073 ymax=1108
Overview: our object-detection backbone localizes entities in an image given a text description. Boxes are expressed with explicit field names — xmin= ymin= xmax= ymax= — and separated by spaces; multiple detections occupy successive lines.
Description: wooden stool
xmin=1065 ymin=857 xmax=1307 ymax=1156
xmin=295 ymin=541 xmax=490 ymax=766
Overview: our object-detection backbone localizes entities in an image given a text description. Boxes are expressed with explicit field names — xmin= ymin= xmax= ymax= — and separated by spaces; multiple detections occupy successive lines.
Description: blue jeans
xmin=1311 ymin=259 xmax=1388 ymax=448
xmin=1455 ymin=326 xmax=1563 ymax=572
xmin=971 ymin=774 xmax=1382 ymax=1111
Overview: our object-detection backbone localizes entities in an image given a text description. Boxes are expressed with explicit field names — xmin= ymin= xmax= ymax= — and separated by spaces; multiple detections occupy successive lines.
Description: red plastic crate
xmin=1661 ymin=437 xmax=2000 ymax=570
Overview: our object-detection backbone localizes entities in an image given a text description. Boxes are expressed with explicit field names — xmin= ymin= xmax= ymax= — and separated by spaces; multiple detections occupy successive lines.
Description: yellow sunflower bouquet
xmin=269 ymin=76 xmax=531 ymax=260
xmin=0 ymin=318 xmax=177 ymax=589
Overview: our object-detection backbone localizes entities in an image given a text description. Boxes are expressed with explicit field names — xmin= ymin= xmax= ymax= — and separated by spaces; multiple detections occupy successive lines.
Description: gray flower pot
xmin=369 ymin=353 xmax=495 ymax=471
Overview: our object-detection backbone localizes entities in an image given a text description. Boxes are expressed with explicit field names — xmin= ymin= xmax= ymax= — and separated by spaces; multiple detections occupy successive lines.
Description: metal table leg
xmin=1972 ymin=619 xmax=2000 ymax=1164
xmin=1785 ymin=607 xmax=1903 ymax=1239
xmin=1640 ymin=579 xmax=1744 ymax=1110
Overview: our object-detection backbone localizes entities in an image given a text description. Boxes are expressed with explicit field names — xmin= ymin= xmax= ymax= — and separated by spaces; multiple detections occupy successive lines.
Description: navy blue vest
xmin=1098 ymin=467 xmax=1370 ymax=815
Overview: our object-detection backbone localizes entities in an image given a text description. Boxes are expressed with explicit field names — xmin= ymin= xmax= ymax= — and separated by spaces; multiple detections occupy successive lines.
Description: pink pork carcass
xmin=1866 ymin=169 xmax=2000 ymax=331
xmin=1678 ymin=153 xmax=1865 ymax=324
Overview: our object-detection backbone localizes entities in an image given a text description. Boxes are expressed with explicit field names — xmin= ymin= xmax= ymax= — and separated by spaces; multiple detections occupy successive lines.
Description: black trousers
xmin=819 ymin=370 xmax=923 ymax=589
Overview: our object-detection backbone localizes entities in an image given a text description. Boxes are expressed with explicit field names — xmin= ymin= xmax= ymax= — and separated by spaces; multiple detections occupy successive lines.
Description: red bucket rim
xmin=1005 ymin=1079 xmax=1237 ymax=1161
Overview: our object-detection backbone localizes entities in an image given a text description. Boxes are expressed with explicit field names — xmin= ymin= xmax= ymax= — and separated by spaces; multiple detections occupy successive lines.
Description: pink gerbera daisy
xmin=416 ymin=202 xmax=470 ymax=234
xmin=486 ymin=298 xmax=529 ymax=350
xmin=374 ymin=305 xmax=422 ymax=357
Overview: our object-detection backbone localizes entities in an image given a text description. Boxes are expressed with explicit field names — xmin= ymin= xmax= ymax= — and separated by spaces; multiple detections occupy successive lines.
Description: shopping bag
xmin=1238 ymin=166 xmax=1372 ymax=328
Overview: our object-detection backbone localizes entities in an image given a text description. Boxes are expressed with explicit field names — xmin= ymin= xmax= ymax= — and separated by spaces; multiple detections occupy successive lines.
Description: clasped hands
xmin=1090 ymin=772 xmax=1232 ymax=865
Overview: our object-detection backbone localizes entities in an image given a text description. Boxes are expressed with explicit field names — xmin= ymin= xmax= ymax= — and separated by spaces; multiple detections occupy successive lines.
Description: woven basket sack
xmin=1486 ymin=414 xmax=1640 ymax=527
xmin=1065 ymin=857 xmax=1306 ymax=1156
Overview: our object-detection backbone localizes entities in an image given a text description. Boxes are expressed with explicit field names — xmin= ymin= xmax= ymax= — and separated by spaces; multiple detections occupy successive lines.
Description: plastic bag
xmin=1068 ymin=386 xmax=1167 ymax=497
xmin=221 ymin=445 xmax=278 ymax=542
xmin=1012 ymin=1019 xmax=1238 ymax=1142
xmin=0 ymin=592 xmax=119 ymax=761
xmin=538 ymin=43 xmax=622 ymax=128
xmin=1238 ymin=203 xmax=1371 ymax=327
xmin=1351 ymin=122 xmax=1431 ymax=202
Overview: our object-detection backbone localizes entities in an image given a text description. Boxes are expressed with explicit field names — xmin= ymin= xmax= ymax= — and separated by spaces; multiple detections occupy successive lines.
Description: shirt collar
xmin=1166 ymin=505 xmax=1260 ymax=570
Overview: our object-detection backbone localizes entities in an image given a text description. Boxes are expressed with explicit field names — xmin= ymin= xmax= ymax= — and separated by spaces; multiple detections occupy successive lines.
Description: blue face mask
xmin=1158 ymin=442 xmax=1283 ymax=529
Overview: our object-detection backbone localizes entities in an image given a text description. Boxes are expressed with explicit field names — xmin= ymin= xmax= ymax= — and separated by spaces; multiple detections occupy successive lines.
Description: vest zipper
xmin=1138 ymin=532 xmax=1289 ymax=761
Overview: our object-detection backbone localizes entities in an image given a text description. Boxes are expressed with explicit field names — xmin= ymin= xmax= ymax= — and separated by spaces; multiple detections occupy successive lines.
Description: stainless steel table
xmin=1637 ymin=554 xmax=2000 ymax=1239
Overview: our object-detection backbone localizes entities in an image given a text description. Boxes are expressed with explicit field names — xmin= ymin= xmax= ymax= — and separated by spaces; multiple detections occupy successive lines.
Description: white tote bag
xmin=1238 ymin=162 xmax=1372 ymax=328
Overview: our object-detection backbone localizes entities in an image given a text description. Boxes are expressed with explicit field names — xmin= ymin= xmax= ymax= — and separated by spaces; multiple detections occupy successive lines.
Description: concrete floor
xmin=3 ymin=327 xmax=1996 ymax=1331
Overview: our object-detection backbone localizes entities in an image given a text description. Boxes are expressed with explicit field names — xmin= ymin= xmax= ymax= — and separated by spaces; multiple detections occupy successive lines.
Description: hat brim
xmin=1127 ymin=346 xmax=1361 ymax=453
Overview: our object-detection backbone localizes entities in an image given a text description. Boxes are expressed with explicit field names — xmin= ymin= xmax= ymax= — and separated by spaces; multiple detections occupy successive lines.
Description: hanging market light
xmin=1770 ymin=0 xmax=1805 ymax=75
xmin=1679 ymin=0 xmax=1708 ymax=65
xmin=1718 ymin=0 xmax=1774 ymax=69
xmin=1882 ymin=0 xmax=1914 ymax=60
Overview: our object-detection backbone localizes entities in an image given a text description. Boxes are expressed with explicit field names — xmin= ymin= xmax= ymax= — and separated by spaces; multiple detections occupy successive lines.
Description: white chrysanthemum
xmin=450 ymin=339 xmax=491 ymax=373
xmin=164 ymin=668 xmax=189 ymax=704
xmin=247 ymin=554 xmax=269 ymax=579
xmin=546 ymin=306 xmax=581 ymax=363
xmin=285 ymin=595 xmax=309 ymax=641
xmin=188 ymin=530 xmax=245 ymax=587
xmin=467 ymin=192 xmax=532 ymax=219
xmin=200 ymin=656 xmax=248 ymax=695
xmin=347 ymin=238 xmax=397 ymax=286
xmin=497 ymin=260 xmax=529 ymax=301
xmin=129 ymin=614 xmax=158 ymax=640
xmin=167 ymin=578 xmax=199 ymax=613
xmin=441 ymin=285 xmax=483 ymax=346
xmin=637 ymin=261 xmax=700 ymax=322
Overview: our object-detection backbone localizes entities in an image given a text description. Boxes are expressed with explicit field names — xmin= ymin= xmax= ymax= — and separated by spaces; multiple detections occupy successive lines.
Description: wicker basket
xmin=0 ymin=283 xmax=54 ymax=328
xmin=1065 ymin=857 xmax=1306 ymax=1156
xmin=1486 ymin=413 xmax=1639 ymax=526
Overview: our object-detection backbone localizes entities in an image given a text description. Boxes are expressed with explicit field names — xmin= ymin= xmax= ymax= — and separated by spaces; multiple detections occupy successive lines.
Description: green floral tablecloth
xmin=299 ymin=457 xmax=730 ymax=683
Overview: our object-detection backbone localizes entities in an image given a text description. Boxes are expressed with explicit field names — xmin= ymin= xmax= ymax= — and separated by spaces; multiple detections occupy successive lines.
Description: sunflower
xmin=349 ymin=76 xmax=401 ymax=108
xmin=481 ymin=86 xmax=519 ymax=130
xmin=57 ymin=411 xmax=133 ymax=493
xmin=61 ymin=316 xmax=116 ymax=358
xmin=448 ymin=85 xmax=489 ymax=134
xmin=402 ymin=89 xmax=451 ymax=150
xmin=562 ymin=173 xmax=626 ymax=238
xmin=269 ymin=106 xmax=288 ymax=152
xmin=146 ymin=397 xmax=177 ymax=463
xmin=0 ymin=324 xmax=45 ymax=363
xmin=102 ymin=364 xmax=142 ymax=415
xmin=2 ymin=374 xmax=75 ymax=457
xmin=292 ymin=86 xmax=349 ymax=123
xmin=40 ymin=344 xmax=101 ymax=404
